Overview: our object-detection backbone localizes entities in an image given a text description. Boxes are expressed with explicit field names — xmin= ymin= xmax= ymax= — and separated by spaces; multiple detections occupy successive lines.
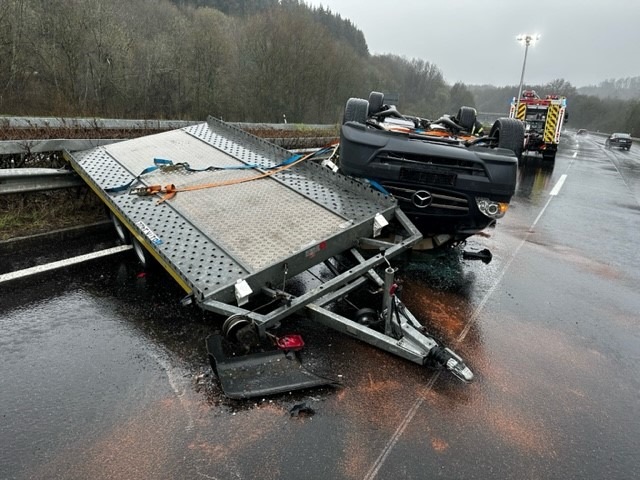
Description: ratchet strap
xmin=121 ymin=143 xmax=338 ymax=203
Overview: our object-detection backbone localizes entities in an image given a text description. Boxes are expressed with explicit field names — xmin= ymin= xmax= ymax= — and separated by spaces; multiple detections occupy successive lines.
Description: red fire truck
xmin=509 ymin=90 xmax=567 ymax=161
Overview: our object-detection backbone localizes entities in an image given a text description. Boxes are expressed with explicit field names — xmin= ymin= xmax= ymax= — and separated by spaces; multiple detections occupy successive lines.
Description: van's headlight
xmin=476 ymin=197 xmax=509 ymax=219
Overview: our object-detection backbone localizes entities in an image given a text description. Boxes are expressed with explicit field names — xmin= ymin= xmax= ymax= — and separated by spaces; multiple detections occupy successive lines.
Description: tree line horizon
xmin=1 ymin=0 xmax=638 ymax=135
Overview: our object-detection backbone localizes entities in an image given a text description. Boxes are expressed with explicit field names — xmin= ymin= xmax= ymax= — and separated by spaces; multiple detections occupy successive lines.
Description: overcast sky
xmin=306 ymin=0 xmax=639 ymax=87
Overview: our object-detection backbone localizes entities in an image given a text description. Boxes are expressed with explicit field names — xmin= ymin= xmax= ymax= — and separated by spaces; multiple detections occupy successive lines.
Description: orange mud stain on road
xmin=27 ymin=395 xmax=186 ymax=480
xmin=186 ymin=401 xmax=291 ymax=480
xmin=401 ymin=281 xmax=472 ymax=341
xmin=336 ymin=370 xmax=424 ymax=479
xmin=431 ymin=437 xmax=449 ymax=452
xmin=409 ymin=374 xmax=557 ymax=459
xmin=528 ymin=240 xmax=624 ymax=281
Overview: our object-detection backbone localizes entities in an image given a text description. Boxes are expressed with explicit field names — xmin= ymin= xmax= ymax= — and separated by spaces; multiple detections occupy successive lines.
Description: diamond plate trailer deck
xmin=65 ymin=117 xmax=472 ymax=397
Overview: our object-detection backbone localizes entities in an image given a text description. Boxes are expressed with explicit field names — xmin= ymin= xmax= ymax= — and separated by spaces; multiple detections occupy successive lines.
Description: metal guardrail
xmin=0 ymin=117 xmax=337 ymax=157
xmin=0 ymin=138 xmax=123 ymax=156
xmin=1 ymin=115 xmax=334 ymax=132
xmin=0 ymin=168 xmax=83 ymax=194
xmin=0 ymin=116 xmax=200 ymax=130
xmin=0 ymin=117 xmax=337 ymax=194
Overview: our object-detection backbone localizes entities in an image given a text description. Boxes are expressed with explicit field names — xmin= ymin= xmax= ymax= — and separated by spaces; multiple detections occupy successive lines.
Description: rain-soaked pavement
xmin=1 ymin=131 xmax=639 ymax=479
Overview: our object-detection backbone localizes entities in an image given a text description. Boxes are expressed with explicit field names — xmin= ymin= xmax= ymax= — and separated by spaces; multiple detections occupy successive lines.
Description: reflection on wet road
xmin=1 ymin=131 xmax=639 ymax=479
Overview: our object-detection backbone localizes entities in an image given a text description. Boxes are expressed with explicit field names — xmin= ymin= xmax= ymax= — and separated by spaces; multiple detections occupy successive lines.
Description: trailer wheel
xmin=110 ymin=211 xmax=130 ymax=244
xmin=368 ymin=91 xmax=385 ymax=116
xmin=343 ymin=98 xmax=369 ymax=124
xmin=132 ymin=236 xmax=150 ymax=268
xmin=456 ymin=106 xmax=477 ymax=131
xmin=490 ymin=118 xmax=525 ymax=160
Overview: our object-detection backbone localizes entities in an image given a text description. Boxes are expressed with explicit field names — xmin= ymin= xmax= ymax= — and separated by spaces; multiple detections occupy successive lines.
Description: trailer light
xmin=276 ymin=334 xmax=305 ymax=351
xmin=476 ymin=197 xmax=509 ymax=219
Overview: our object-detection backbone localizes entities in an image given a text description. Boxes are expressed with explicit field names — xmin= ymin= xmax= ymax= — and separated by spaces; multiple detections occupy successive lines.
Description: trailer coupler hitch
xmin=429 ymin=346 xmax=474 ymax=382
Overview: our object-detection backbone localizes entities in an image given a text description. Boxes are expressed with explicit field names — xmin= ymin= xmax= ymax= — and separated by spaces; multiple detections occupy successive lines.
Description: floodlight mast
xmin=515 ymin=34 xmax=540 ymax=112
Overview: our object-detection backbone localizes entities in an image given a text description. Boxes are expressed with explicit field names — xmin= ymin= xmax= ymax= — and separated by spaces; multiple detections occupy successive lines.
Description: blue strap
xmin=366 ymin=179 xmax=390 ymax=195
xmin=153 ymin=154 xmax=303 ymax=172
xmin=105 ymin=165 xmax=159 ymax=193
xmin=105 ymin=147 xmax=328 ymax=195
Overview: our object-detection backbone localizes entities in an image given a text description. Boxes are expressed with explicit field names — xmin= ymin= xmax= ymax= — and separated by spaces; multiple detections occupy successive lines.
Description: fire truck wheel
xmin=368 ymin=91 xmax=385 ymax=116
xmin=457 ymin=106 xmax=477 ymax=131
xmin=490 ymin=118 xmax=525 ymax=160
xmin=343 ymin=98 xmax=369 ymax=124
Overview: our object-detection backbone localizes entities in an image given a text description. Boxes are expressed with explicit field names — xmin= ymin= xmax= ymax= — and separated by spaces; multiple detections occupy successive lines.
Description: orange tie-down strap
xmin=135 ymin=142 xmax=338 ymax=204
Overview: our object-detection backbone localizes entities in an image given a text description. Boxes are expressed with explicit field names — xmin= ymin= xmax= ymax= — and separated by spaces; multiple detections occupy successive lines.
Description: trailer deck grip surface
xmin=67 ymin=118 xmax=396 ymax=304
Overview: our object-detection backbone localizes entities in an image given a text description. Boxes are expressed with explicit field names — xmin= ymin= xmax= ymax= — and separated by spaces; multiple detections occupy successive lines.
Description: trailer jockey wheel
xmin=222 ymin=314 xmax=259 ymax=349
xmin=355 ymin=308 xmax=383 ymax=331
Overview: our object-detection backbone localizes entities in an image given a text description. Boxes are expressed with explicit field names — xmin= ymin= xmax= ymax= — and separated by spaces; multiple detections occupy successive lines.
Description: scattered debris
xmin=289 ymin=402 xmax=315 ymax=417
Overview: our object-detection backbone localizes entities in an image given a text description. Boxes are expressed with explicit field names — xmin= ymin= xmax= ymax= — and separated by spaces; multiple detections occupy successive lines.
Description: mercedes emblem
xmin=411 ymin=190 xmax=433 ymax=208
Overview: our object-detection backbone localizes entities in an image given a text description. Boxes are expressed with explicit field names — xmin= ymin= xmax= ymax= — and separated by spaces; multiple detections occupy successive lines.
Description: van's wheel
xmin=490 ymin=118 xmax=525 ymax=160
xmin=343 ymin=98 xmax=369 ymax=124
xmin=132 ymin=236 xmax=150 ymax=268
xmin=457 ymin=106 xmax=477 ymax=131
xmin=110 ymin=211 xmax=130 ymax=244
xmin=368 ymin=91 xmax=385 ymax=116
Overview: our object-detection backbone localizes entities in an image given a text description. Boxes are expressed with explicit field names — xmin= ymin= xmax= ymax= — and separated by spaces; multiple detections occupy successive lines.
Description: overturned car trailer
xmin=65 ymin=117 xmax=473 ymax=398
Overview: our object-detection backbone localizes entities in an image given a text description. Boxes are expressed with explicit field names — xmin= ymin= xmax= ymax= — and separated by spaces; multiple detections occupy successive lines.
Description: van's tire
xmin=490 ymin=118 xmax=525 ymax=160
xmin=457 ymin=106 xmax=477 ymax=131
xmin=343 ymin=98 xmax=369 ymax=124
xmin=368 ymin=91 xmax=385 ymax=116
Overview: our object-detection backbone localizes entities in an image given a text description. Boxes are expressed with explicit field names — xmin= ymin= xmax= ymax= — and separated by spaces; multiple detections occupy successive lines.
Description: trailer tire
xmin=457 ymin=106 xmax=477 ymax=131
xmin=368 ymin=91 xmax=385 ymax=116
xmin=132 ymin=236 xmax=150 ymax=268
xmin=110 ymin=211 xmax=130 ymax=244
xmin=343 ymin=98 xmax=369 ymax=125
xmin=490 ymin=118 xmax=525 ymax=160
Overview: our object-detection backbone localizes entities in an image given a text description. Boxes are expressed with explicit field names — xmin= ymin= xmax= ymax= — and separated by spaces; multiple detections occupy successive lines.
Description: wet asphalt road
xmin=1 ymin=132 xmax=639 ymax=479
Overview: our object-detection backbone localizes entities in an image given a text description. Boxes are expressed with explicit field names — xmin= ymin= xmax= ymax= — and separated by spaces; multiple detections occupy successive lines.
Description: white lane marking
xmin=0 ymin=245 xmax=132 ymax=283
xmin=143 ymin=346 xmax=196 ymax=433
xmin=364 ymin=375 xmax=439 ymax=480
xmin=365 ymin=167 xmax=574 ymax=480
xmin=549 ymin=174 xmax=567 ymax=196
xmin=573 ymin=151 xmax=578 ymax=158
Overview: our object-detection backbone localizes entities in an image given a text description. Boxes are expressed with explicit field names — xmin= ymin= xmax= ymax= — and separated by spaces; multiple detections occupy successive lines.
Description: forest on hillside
xmin=1 ymin=0 xmax=638 ymax=135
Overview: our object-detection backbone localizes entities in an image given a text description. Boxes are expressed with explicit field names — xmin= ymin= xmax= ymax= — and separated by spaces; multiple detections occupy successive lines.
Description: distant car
xmin=605 ymin=133 xmax=632 ymax=150
xmin=576 ymin=129 xmax=588 ymax=135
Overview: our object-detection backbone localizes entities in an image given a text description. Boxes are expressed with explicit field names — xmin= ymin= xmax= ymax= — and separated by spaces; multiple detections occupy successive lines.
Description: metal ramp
xmin=66 ymin=117 xmax=472 ymax=398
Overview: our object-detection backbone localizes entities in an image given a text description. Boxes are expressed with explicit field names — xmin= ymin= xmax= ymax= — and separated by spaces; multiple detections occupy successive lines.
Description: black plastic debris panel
xmin=206 ymin=334 xmax=334 ymax=399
